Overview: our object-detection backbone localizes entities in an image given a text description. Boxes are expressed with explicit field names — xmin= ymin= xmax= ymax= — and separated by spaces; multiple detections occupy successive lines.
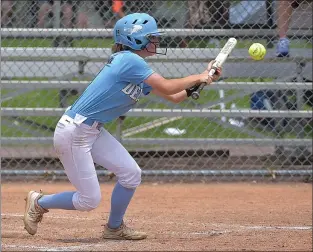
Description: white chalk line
xmin=2 ymin=222 xmax=312 ymax=251
xmin=2 ymin=213 xmax=312 ymax=251
xmin=1 ymin=244 xmax=105 ymax=252
xmin=2 ymin=213 xmax=312 ymax=231
xmin=2 ymin=224 xmax=312 ymax=252
xmin=1 ymin=213 xmax=94 ymax=220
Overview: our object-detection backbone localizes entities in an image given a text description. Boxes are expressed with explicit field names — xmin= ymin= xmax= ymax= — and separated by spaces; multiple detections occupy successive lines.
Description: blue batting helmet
xmin=113 ymin=13 xmax=162 ymax=51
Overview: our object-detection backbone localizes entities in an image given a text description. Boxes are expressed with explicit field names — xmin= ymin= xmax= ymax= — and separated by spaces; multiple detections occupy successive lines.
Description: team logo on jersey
xmin=122 ymin=83 xmax=142 ymax=102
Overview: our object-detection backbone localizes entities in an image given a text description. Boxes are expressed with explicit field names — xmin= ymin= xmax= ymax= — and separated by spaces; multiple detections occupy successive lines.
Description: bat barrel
xmin=191 ymin=37 xmax=237 ymax=100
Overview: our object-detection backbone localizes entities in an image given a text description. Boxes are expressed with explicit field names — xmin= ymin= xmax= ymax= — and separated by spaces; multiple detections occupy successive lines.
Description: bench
xmin=1 ymin=28 xmax=312 ymax=39
xmin=2 ymin=27 xmax=312 ymax=81
xmin=1 ymin=28 xmax=312 ymax=161
xmin=1 ymin=46 xmax=312 ymax=148
xmin=1 ymin=47 xmax=312 ymax=109
xmin=1 ymin=47 xmax=312 ymax=80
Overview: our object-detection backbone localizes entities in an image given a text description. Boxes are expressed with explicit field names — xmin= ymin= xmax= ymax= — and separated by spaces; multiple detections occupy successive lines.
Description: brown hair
xmin=111 ymin=43 xmax=132 ymax=54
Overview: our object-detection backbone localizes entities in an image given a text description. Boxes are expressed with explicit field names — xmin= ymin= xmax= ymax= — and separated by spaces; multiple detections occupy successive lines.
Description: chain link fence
xmin=1 ymin=0 xmax=312 ymax=182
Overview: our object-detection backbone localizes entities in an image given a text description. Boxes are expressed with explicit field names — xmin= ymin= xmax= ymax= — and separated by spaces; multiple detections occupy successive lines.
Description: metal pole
xmin=53 ymin=0 xmax=61 ymax=29
xmin=265 ymin=0 xmax=275 ymax=48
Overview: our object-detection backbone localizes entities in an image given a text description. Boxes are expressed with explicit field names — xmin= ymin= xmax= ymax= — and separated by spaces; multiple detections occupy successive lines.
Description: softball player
xmin=23 ymin=12 xmax=221 ymax=240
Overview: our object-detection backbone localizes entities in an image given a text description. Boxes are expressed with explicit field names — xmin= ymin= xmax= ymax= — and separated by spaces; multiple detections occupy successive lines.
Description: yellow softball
xmin=248 ymin=43 xmax=266 ymax=60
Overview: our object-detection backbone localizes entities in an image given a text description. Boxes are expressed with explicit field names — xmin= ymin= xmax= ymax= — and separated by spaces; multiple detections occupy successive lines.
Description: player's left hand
xmin=207 ymin=60 xmax=222 ymax=81
xmin=206 ymin=60 xmax=222 ymax=82
xmin=200 ymin=61 xmax=222 ymax=85
xmin=212 ymin=67 xmax=222 ymax=81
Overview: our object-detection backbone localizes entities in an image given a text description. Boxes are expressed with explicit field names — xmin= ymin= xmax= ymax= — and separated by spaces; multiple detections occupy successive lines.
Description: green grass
xmin=2 ymin=38 xmax=311 ymax=49
xmin=2 ymin=78 xmax=312 ymax=139
xmin=126 ymin=117 xmax=252 ymax=138
xmin=1 ymin=38 xmax=114 ymax=48
xmin=1 ymin=124 xmax=37 ymax=137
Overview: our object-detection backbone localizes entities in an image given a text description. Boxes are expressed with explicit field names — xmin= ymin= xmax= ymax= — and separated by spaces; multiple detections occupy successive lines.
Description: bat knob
xmin=191 ymin=92 xmax=200 ymax=100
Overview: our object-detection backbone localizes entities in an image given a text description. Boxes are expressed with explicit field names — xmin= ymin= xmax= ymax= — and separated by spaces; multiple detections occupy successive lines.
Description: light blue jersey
xmin=69 ymin=51 xmax=154 ymax=123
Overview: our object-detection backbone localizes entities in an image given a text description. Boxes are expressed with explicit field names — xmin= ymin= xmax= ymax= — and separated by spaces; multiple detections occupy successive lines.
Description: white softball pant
xmin=53 ymin=114 xmax=142 ymax=211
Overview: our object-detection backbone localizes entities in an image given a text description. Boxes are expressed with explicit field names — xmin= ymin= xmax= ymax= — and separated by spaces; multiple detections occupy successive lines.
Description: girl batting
xmin=23 ymin=12 xmax=221 ymax=240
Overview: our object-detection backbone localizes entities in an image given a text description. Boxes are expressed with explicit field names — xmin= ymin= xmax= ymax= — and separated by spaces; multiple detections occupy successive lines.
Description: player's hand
xmin=199 ymin=71 xmax=213 ymax=85
xmin=199 ymin=60 xmax=222 ymax=85
xmin=207 ymin=60 xmax=222 ymax=82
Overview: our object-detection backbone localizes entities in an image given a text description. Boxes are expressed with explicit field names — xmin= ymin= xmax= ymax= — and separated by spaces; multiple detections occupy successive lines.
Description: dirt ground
xmin=1 ymin=182 xmax=312 ymax=251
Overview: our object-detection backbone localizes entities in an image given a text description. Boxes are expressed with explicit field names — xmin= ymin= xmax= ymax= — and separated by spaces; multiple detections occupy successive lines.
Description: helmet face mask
xmin=113 ymin=13 xmax=167 ymax=55
xmin=145 ymin=33 xmax=167 ymax=55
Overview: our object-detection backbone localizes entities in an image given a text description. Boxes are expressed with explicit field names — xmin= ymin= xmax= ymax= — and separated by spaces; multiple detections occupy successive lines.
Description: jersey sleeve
xmin=119 ymin=53 xmax=155 ymax=85
xmin=142 ymin=82 xmax=153 ymax=95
